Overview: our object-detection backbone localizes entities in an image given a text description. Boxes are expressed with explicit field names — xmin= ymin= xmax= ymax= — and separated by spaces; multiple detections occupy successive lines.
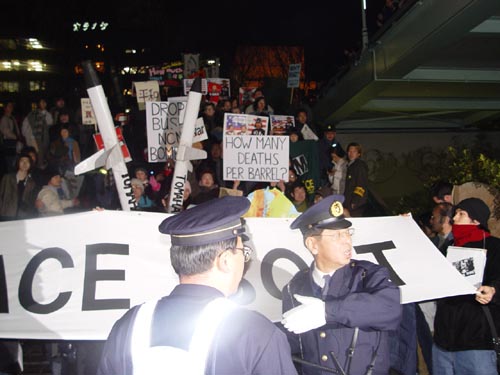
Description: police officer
xmin=97 ymin=196 xmax=297 ymax=375
xmin=281 ymin=194 xmax=401 ymax=375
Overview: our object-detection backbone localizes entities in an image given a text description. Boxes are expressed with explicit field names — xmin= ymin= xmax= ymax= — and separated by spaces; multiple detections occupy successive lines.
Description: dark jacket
xmin=282 ymin=260 xmax=402 ymax=375
xmin=98 ymin=284 xmax=297 ymax=375
xmin=434 ymin=236 xmax=500 ymax=351
xmin=344 ymin=158 xmax=369 ymax=217
xmin=0 ymin=173 xmax=38 ymax=219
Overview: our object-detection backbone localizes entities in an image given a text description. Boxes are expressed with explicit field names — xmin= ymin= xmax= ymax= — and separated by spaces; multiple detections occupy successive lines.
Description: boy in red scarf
xmin=433 ymin=198 xmax=500 ymax=374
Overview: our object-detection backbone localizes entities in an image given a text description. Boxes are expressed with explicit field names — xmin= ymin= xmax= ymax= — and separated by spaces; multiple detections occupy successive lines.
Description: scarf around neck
xmin=452 ymin=224 xmax=490 ymax=247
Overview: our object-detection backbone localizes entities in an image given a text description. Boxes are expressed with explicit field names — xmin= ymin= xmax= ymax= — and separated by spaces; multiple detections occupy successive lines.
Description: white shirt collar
xmin=312 ymin=264 xmax=335 ymax=288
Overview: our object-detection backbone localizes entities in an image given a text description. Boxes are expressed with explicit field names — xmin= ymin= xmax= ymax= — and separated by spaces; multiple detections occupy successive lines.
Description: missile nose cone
xmin=82 ymin=60 xmax=101 ymax=89
xmin=190 ymin=77 xmax=202 ymax=93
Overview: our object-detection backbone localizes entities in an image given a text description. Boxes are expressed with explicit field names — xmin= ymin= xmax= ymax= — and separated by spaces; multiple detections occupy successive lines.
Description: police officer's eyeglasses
xmin=233 ymin=245 xmax=253 ymax=262
xmin=313 ymin=228 xmax=355 ymax=241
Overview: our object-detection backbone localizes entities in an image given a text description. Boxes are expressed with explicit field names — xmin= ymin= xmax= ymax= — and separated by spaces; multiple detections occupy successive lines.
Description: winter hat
xmin=456 ymin=198 xmax=490 ymax=230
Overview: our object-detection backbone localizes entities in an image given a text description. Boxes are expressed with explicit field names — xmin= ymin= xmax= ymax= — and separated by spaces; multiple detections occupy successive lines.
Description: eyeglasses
xmin=313 ymin=228 xmax=355 ymax=241
xmin=233 ymin=245 xmax=253 ymax=262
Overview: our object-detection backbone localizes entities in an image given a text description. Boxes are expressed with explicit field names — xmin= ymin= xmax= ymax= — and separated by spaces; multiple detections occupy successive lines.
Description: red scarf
xmin=452 ymin=224 xmax=490 ymax=247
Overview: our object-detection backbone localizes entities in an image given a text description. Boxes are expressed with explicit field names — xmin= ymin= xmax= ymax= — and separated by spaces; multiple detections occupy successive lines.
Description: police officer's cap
xmin=290 ymin=194 xmax=352 ymax=233
xmin=159 ymin=196 xmax=250 ymax=246
xmin=323 ymin=123 xmax=337 ymax=132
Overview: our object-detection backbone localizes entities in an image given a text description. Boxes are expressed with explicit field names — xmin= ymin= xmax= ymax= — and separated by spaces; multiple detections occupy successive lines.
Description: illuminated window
xmin=27 ymin=60 xmax=45 ymax=72
xmin=27 ymin=38 xmax=44 ymax=49
xmin=29 ymin=81 xmax=47 ymax=91
xmin=0 ymin=82 xmax=20 ymax=93
xmin=0 ymin=60 xmax=48 ymax=72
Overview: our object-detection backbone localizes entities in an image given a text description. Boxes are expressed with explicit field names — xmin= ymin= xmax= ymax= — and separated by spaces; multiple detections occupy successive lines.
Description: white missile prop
xmin=168 ymin=77 xmax=207 ymax=213
xmin=75 ymin=60 xmax=137 ymax=211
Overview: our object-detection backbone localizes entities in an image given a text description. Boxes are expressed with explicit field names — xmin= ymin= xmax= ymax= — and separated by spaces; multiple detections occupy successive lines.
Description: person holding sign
xmin=97 ymin=197 xmax=297 ymax=375
xmin=281 ymin=194 xmax=401 ymax=375
xmin=433 ymin=197 xmax=500 ymax=375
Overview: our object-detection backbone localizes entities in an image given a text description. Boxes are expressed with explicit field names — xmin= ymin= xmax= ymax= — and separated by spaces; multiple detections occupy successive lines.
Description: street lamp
xmin=361 ymin=0 xmax=369 ymax=51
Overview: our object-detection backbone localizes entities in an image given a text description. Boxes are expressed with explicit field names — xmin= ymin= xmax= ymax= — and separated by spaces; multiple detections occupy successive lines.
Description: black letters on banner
xmin=261 ymin=248 xmax=308 ymax=299
xmin=354 ymin=241 xmax=405 ymax=286
xmin=82 ymin=243 xmax=130 ymax=311
xmin=0 ymin=256 xmax=8 ymax=313
xmin=19 ymin=248 xmax=73 ymax=314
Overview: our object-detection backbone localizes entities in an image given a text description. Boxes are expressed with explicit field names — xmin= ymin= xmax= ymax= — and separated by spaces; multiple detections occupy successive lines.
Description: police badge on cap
xmin=290 ymin=194 xmax=352 ymax=233
xmin=159 ymin=196 xmax=250 ymax=246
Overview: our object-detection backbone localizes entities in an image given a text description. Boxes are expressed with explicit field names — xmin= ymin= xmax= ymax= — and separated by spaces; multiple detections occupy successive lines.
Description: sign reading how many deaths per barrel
xmin=223 ymin=135 xmax=289 ymax=182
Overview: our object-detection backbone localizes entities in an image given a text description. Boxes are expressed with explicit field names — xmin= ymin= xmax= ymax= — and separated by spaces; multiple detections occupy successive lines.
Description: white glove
xmin=281 ymin=294 xmax=326 ymax=334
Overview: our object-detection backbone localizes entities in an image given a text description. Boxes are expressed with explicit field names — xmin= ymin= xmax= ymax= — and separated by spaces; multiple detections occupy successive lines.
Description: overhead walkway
xmin=313 ymin=0 xmax=500 ymax=130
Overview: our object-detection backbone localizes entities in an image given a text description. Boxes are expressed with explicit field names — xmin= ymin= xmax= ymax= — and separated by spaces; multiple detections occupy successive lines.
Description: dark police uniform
xmin=282 ymin=195 xmax=401 ymax=375
xmin=97 ymin=196 xmax=297 ymax=375
xmin=98 ymin=284 xmax=296 ymax=375
xmin=344 ymin=158 xmax=369 ymax=217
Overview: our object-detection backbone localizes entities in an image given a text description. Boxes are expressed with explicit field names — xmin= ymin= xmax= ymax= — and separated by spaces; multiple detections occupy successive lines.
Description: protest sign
xmin=301 ymin=123 xmax=318 ymax=140
xmin=183 ymin=53 xmax=200 ymax=78
xmin=145 ymin=99 xmax=207 ymax=162
xmin=80 ymin=98 xmax=96 ymax=126
xmin=270 ymin=115 xmax=295 ymax=135
xmin=287 ymin=63 xmax=301 ymax=88
xmin=205 ymin=78 xmax=231 ymax=104
xmin=148 ymin=62 xmax=184 ymax=87
xmin=446 ymin=246 xmax=487 ymax=288
xmin=183 ymin=78 xmax=209 ymax=95
xmin=133 ymin=81 xmax=160 ymax=110
xmin=223 ymin=135 xmax=289 ymax=182
xmin=224 ymin=113 xmax=269 ymax=136
xmin=239 ymin=87 xmax=257 ymax=108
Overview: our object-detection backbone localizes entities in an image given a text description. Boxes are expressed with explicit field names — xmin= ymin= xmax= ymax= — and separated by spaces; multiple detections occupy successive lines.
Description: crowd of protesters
xmin=0 ymin=87 xmax=370 ymax=221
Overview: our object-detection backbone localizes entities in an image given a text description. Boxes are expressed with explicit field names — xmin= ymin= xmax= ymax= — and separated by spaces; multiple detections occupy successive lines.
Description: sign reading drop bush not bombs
xmin=146 ymin=98 xmax=206 ymax=162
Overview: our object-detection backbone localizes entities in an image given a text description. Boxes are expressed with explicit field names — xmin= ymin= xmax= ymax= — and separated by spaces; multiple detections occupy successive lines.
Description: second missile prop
xmin=167 ymin=77 xmax=207 ymax=213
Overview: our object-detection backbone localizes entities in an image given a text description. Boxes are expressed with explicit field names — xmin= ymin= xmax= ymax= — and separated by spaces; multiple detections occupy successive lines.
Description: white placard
xmin=133 ymin=81 xmax=160 ymax=110
xmin=223 ymin=135 xmax=289 ymax=182
xmin=446 ymin=246 xmax=487 ymax=288
xmin=80 ymin=98 xmax=96 ymax=125
xmin=146 ymin=99 xmax=207 ymax=162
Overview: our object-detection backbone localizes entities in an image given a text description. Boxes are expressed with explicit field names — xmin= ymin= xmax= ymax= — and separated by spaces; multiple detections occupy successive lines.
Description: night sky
xmin=4 ymin=0 xmax=387 ymax=81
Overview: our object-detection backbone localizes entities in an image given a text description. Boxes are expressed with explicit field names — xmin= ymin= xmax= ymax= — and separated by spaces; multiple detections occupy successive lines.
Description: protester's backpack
xmin=131 ymin=297 xmax=236 ymax=375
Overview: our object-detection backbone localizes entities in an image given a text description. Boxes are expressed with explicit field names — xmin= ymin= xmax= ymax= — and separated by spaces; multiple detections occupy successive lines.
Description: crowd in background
xmin=0 ymin=86 xmax=371 ymax=222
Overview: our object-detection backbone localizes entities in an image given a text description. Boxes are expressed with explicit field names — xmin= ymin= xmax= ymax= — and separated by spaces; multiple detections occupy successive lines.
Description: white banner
xmin=0 ymin=212 xmax=475 ymax=340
